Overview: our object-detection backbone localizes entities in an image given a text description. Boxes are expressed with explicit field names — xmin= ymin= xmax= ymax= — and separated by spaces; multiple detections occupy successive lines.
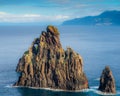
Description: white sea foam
xmin=94 ymin=78 xmax=100 ymax=81
xmin=6 ymin=85 xmax=119 ymax=95
xmin=90 ymin=86 xmax=98 ymax=89
xmin=5 ymin=84 xmax=13 ymax=88
xmin=29 ymin=87 xmax=90 ymax=92
xmin=93 ymin=90 xmax=116 ymax=95
xmin=85 ymin=86 xmax=117 ymax=95
xmin=12 ymin=85 xmax=90 ymax=92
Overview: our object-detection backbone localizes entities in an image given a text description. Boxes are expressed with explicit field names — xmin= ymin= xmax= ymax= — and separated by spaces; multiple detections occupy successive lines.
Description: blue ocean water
xmin=0 ymin=25 xmax=120 ymax=96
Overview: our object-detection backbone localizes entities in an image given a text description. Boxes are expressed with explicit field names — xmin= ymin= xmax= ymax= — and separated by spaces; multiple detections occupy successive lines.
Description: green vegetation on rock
xmin=24 ymin=50 xmax=29 ymax=55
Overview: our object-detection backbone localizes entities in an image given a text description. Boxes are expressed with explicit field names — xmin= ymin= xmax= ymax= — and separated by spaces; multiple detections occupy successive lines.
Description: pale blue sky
xmin=0 ymin=0 xmax=120 ymax=24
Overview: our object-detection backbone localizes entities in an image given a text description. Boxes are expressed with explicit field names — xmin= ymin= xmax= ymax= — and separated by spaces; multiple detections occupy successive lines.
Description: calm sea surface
xmin=0 ymin=25 xmax=120 ymax=96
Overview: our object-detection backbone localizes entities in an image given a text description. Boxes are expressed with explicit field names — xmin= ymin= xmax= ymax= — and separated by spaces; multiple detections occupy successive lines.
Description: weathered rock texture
xmin=14 ymin=25 xmax=88 ymax=90
xmin=98 ymin=66 xmax=116 ymax=94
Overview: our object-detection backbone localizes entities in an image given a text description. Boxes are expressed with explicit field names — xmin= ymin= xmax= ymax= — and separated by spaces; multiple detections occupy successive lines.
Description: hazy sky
xmin=0 ymin=0 xmax=120 ymax=24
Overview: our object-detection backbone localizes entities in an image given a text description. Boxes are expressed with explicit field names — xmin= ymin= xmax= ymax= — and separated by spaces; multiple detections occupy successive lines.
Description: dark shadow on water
xmin=16 ymin=87 xmax=90 ymax=96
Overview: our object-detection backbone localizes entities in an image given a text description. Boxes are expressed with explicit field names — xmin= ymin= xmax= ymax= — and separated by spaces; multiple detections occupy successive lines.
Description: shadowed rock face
xmin=14 ymin=25 xmax=88 ymax=90
xmin=98 ymin=66 xmax=116 ymax=94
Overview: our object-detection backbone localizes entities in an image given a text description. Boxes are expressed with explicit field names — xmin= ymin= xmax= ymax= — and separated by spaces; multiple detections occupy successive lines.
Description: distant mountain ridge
xmin=62 ymin=10 xmax=120 ymax=25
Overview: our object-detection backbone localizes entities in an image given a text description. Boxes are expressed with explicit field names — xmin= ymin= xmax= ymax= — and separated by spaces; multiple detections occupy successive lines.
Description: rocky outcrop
xmin=14 ymin=25 xmax=88 ymax=91
xmin=98 ymin=66 xmax=116 ymax=94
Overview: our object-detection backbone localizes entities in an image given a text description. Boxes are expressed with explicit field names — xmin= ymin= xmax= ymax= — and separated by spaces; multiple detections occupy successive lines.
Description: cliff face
xmin=14 ymin=25 xmax=88 ymax=90
xmin=98 ymin=66 xmax=116 ymax=94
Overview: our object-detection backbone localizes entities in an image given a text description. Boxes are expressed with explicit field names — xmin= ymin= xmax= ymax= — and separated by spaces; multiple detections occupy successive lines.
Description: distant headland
xmin=62 ymin=10 xmax=120 ymax=26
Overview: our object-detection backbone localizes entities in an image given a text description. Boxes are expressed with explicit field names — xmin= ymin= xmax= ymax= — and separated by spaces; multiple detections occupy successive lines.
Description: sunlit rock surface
xmin=14 ymin=25 xmax=88 ymax=91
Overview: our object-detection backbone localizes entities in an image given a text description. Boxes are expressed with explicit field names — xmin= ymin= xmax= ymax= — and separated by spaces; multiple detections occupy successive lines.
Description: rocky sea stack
xmin=98 ymin=66 xmax=116 ymax=94
xmin=14 ymin=25 xmax=88 ymax=91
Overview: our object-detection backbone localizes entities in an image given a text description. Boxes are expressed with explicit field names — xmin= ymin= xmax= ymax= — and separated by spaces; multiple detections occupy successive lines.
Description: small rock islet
xmin=98 ymin=66 xmax=116 ymax=94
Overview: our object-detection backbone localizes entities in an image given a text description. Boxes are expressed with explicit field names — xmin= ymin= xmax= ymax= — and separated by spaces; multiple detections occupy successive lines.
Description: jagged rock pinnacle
xmin=14 ymin=25 xmax=88 ymax=91
xmin=98 ymin=66 xmax=116 ymax=94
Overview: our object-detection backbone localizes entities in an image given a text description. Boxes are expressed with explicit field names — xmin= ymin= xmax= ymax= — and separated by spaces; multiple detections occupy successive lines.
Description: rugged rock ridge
xmin=98 ymin=66 xmax=116 ymax=94
xmin=14 ymin=25 xmax=88 ymax=90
